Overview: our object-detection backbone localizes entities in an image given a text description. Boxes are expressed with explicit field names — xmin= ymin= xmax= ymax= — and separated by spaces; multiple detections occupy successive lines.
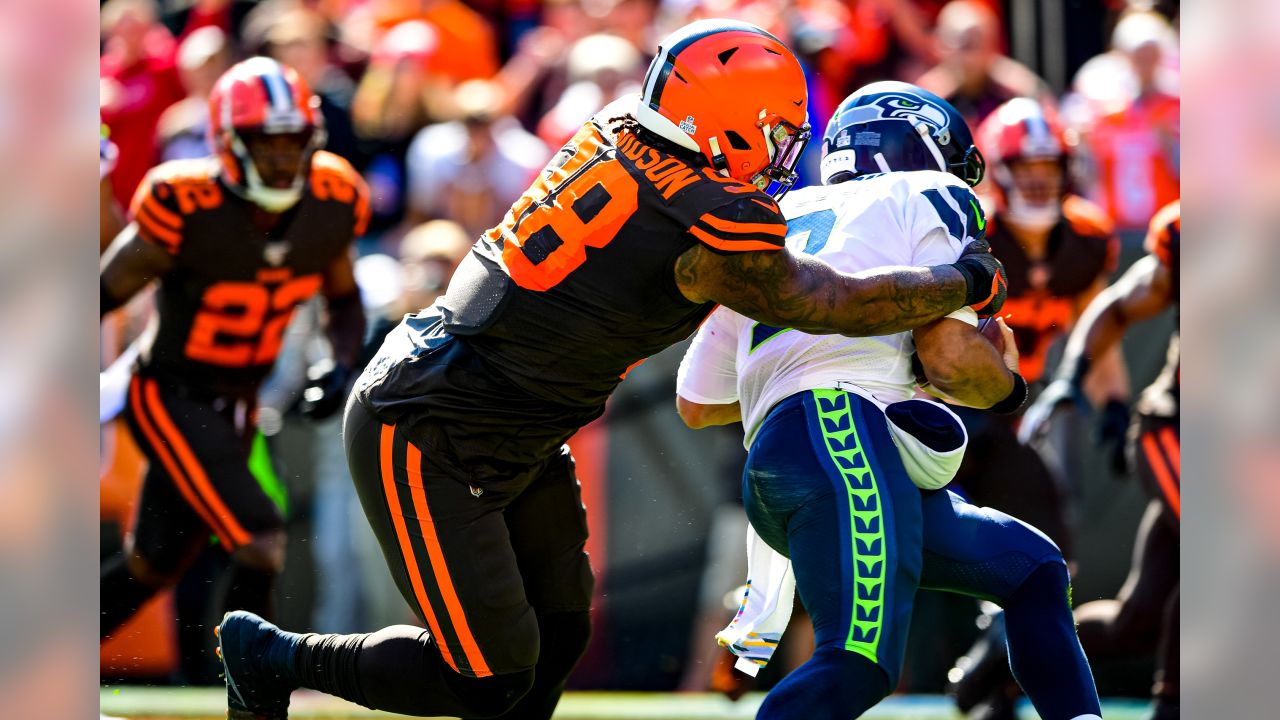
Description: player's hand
xmin=1097 ymin=399 xmax=1131 ymax=476
xmin=300 ymin=361 xmax=351 ymax=421
xmin=979 ymin=316 xmax=1019 ymax=373
xmin=1016 ymin=377 xmax=1087 ymax=444
xmin=952 ymin=239 xmax=1008 ymax=318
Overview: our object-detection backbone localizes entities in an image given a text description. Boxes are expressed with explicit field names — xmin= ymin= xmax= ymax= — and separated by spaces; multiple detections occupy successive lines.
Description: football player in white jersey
xmin=676 ymin=82 xmax=1101 ymax=720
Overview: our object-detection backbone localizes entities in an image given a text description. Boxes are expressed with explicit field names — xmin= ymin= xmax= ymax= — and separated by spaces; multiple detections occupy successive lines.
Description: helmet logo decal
xmin=872 ymin=94 xmax=950 ymax=136
xmin=854 ymin=131 xmax=881 ymax=147
xmin=835 ymin=129 xmax=851 ymax=147
xmin=678 ymin=115 xmax=697 ymax=135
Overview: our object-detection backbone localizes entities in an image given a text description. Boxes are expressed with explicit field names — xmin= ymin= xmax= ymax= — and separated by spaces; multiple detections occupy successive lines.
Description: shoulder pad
xmin=310 ymin=151 xmax=371 ymax=236
xmin=910 ymin=172 xmax=986 ymax=243
xmin=129 ymin=159 xmax=221 ymax=254
xmin=689 ymin=193 xmax=787 ymax=253
xmin=1062 ymin=195 xmax=1115 ymax=239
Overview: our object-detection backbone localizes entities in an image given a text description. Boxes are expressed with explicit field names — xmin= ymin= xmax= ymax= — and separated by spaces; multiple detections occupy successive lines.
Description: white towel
xmin=716 ymin=396 xmax=968 ymax=674
xmin=714 ymin=524 xmax=795 ymax=677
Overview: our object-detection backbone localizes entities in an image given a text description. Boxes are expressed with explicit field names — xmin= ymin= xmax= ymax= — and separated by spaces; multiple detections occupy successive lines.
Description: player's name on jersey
xmin=615 ymin=131 xmax=704 ymax=200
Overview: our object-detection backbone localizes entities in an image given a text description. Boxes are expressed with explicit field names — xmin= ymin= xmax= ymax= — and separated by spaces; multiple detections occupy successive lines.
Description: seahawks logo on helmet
xmin=872 ymin=94 xmax=951 ymax=141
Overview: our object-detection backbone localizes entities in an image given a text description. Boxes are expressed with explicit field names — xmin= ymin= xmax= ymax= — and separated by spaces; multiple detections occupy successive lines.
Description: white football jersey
xmin=676 ymin=170 xmax=984 ymax=447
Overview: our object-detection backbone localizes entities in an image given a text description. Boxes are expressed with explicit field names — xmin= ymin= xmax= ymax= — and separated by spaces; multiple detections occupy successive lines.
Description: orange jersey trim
xmin=698 ymin=212 xmax=787 ymax=237
xmin=378 ymin=424 xmax=461 ymax=674
xmin=1141 ymin=430 xmax=1180 ymax=519
xmin=689 ymin=225 xmax=784 ymax=252
xmin=403 ymin=442 xmax=493 ymax=678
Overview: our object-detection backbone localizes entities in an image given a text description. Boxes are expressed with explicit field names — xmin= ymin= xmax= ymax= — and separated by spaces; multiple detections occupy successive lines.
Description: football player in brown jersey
xmin=99 ymin=58 xmax=367 ymax=643
xmin=215 ymin=21 xmax=1008 ymax=720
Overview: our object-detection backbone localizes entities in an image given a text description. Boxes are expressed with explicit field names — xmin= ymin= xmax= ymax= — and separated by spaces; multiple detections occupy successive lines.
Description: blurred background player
xmin=214 ymin=20 xmax=1007 ymax=720
xmin=675 ymin=81 xmax=1099 ymax=720
xmin=99 ymin=58 xmax=367 ymax=641
xmin=950 ymin=200 xmax=1180 ymax=720
xmin=942 ymin=96 xmax=1123 ymax=720
xmin=949 ymin=96 xmax=1124 ymax=556
xmin=1033 ymin=200 xmax=1180 ymax=720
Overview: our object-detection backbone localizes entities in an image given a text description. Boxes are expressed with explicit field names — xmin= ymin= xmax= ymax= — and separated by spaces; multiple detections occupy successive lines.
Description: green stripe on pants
xmin=811 ymin=389 xmax=886 ymax=663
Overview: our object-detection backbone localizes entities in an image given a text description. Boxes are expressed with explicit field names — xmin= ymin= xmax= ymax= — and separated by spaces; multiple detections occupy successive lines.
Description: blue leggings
xmin=745 ymin=390 xmax=1099 ymax=719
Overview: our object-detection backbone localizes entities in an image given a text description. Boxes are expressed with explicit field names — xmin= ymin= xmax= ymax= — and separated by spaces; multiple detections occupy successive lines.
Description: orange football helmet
xmin=636 ymin=19 xmax=810 ymax=200
xmin=209 ymin=57 xmax=326 ymax=212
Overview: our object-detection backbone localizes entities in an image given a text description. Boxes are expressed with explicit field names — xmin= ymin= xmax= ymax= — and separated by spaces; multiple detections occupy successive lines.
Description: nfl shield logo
xmin=264 ymin=241 xmax=290 ymax=267
xmin=678 ymin=115 xmax=697 ymax=135
xmin=836 ymin=130 xmax=851 ymax=147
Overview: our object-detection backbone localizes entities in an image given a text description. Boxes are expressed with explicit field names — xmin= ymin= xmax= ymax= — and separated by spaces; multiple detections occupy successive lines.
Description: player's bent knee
xmin=232 ymin=530 xmax=287 ymax=572
xmin=125 ymin=547 xmax=180 ymax=589
xmin=443 ymin=668 xmax=535 ymax=718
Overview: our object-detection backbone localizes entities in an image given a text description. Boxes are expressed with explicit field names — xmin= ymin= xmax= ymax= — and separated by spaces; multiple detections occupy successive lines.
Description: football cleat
xmin=217 ymin=611 xmax=295 ymax=720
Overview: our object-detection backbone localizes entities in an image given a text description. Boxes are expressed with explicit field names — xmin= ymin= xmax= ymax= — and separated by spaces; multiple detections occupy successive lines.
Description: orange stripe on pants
xmin=378 ymin=425 xmax=461 ymax=674
xmin=1158 ymin=426 xmax=1180 ymax=478
xmin=143 ymin=380 xmax=252 ymax=547
xmin=403 ymin=442 xmax=493 ymax=678
xmin=127 ymin=378 xmax=237 ymax=548
xmin=1141 ymin=432 xmax=1181 ymax=519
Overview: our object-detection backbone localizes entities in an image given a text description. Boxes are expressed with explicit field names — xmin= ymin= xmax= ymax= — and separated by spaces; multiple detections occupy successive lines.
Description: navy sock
xmin=756 ymin=646 xmax=889 ymax=720
xmin=1003 ymin=563 xmax=1101 ymax=720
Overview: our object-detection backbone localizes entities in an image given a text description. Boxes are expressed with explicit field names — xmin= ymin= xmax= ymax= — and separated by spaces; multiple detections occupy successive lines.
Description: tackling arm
xmin=674 ymin=240 xmax=1005 ymax=338
xmin=100 ymin=223 xmax=175 ymax=318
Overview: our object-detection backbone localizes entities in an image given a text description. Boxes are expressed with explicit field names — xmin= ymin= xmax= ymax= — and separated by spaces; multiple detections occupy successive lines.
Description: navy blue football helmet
xmin=819 ymin=81 xmax=984 ymax=187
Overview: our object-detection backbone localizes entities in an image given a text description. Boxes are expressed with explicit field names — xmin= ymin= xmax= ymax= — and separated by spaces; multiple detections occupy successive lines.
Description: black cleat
xmin=217 ymin=611 xmax=295 ymax=720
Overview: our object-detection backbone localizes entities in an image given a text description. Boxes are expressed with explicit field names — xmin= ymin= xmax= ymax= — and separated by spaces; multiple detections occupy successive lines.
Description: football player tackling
xmin=216 ymin=21 xmax=1007 ymax=720
xmin=676 ymin=83 xmax=1102 ymax=720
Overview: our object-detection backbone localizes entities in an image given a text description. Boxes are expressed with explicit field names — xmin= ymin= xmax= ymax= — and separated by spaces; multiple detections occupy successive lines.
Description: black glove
xmin=1097 ymin=399 xmax=1132 ymax=476
xmin=951 ymin=239 xmax=1008 ymax=317
xmin=300 ymin=362 xmax=351 ymax=421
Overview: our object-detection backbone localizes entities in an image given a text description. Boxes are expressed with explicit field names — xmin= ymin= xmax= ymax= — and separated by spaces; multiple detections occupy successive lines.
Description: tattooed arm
xmin=675 ymin=243 xmax=982 ymax=337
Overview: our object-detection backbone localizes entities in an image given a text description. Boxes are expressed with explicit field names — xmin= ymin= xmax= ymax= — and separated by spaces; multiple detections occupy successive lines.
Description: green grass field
xmin=100 ymin=687 xmax=1153 ymax=719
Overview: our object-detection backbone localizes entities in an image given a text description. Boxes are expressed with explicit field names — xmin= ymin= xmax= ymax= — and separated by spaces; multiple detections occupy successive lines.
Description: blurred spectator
xmin=404 ymin=79 xmax=550 ymax=239
xmin=261 ymin=6 xmax=365 ymax=169
xmin=100 ymin=0 xmax=185 ymax=204
xmin=915 ymin=0 xmax=1053 ymax=131
xmin=155 ymin=25 xmax=232 ymax=162
xmin=535 ymin=33 xmax=644 ymax=148
xmin=351 ymin=20 xmax=447 ymax=240
xmin=345 ymin=0 xmax=500 ymax=83
xmin=1076 ymin=10 xmax=1180 ymax=233
xmin=100 ymin=127 xmax=124 ymax=254
xmin=396 ymin=219 xmax=473 ymax=316
xmin=163 ymin=0 xmax=260 ymax=46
